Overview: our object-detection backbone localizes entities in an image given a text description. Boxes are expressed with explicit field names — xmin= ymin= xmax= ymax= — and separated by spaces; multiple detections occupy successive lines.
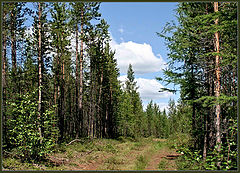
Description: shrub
xmin=6 ymin=90 xmax=59 ymax=161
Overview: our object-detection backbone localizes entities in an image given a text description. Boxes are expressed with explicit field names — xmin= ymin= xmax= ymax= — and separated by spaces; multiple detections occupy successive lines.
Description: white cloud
xmin=118 ymin=75 xmax=172 ymax=99
xmin=110 ymin=38 xmax=166 ymax=74
xmin=137 ymin=78 xmax=173 ymax=100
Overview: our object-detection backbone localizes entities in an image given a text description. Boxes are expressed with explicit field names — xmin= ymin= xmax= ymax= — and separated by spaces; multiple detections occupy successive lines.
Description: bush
xmin=6 ymin=90 xmax=59 ymax=161
xmin=176 ymin=120 xmax=237 ymax=170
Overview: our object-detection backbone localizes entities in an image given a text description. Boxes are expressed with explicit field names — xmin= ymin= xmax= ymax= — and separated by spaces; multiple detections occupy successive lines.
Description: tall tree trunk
xmin=38 ymin=2 xmax=43 ymax=143
xmin=79 ymin=7 xmax=84 ymax=136
xmin=2 ymin=9 xmax=7 ymax=146
xmin=214 ymin=2 xmax=221 ymax=168
xmin=89 ymin=62 xmax=94 ymax=138
xmin=208 ymin=71 xmax=215 ymax=149
xmin=108 ymin=85 xmax=113 ymax=138
xmin=11 ymin=8 xmax=17 ymax=71
xmin=190 ymin=60 xmax=197 ymax=148
xmin=54 ymin=80 xmax=57 ymax=113
xmin=97 ymin=68 xmax=103 ymax=138
xmin=2 ymin=13 xmax=7 ymax=89
xmin=61 ymin=57 xmax=65 ymax=137
xmin=203 ymin=4 xmax=209 ymax=160
xmin=75 ymin=22 xmax=80 ymax=138
xmin=56 ymin=32 xmax=63 ymax=140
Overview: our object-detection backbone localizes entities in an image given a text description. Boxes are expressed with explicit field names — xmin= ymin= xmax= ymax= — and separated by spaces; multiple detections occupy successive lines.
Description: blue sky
xmin=99 ymin=2 xmax=180 ymax=110
xmin=23 ymin=2 xmax=180 ymax=111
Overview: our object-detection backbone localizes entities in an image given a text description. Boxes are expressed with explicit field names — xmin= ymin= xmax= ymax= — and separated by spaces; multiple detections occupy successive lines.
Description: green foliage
xmin=158 ymin=2 xmax=237 ymax=170
xmin=154 ymin=141 xmax=164 ymax=150
xmin=3 ymin=2 xmax=237 ymax=170
xmin=176 ymin=146 xmax=202 ymax=170
xmin=158 ymin=159 xmax=167 ymax=169
xmin=6 ymin=90 xmax=59 ymax=161
xmin=176 ymin=119 xmax=237 ymax=170
xmin=135 ymin=155 xmax=148 ymax=170
xmin=167 ymin=133 xmax=192 ymax=149
xmin=195 ymin=95 xmax=237 ymax=108
xmin=117 ymin=64 xmax=145 ymax=138
xmin=105 ymin=156 xmax=124 ymax=165
xmin=144 ymin=101 xmax=170 ymax=138
xmin=3 ymin=157 xmax=42 ymax=170
xmin=104 ymin=144 xmax=118 ymax=153
xmin=203 ymin=119 xmax=237 ymax=170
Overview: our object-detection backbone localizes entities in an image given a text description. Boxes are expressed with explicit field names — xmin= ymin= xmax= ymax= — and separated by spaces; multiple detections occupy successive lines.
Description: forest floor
xmin=3 ymin=137 xmax=182 ymax=170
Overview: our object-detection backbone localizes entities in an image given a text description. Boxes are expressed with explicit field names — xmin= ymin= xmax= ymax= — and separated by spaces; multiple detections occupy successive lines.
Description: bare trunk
xmin=214 ymin=2 xmax=221 ymax=168
xmin=62 ymin=57 xmax=65 ymax=136
xmin=79 ymin=8 xmax=84 ymax=136
xmin=38 ymin=2 xmax=43 ymax=143
xmin=2 ymin=10 xmax=7 ymax=145
xmin=109 ymin=85 xmax=113 ymax=138
xmin=203 ymin=110 xmax=208 ymax=160
xmin=54 ymin=81 xmax=57 ymax=107
xmin=56 ymin=31 xmax=63 ymax=140
xmin=11 ymin=10 xmax=16 ymax=71
xmin=203 ymin=4 xmax=209 ymax=160
xmin=97 ymin=68 xmax=103 ymax=137
xmin=75 ymin=22 xmax=80 ymax=138
xmin=105 ymin=105 xmax=108 ymax=138
xmin=2 ymin=15 xmax=7 ymax=89
xmin=89 ymin=65 xmax=94 ymax=138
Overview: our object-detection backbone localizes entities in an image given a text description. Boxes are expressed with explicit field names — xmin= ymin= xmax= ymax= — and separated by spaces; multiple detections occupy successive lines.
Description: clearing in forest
xmin=3 ymin=137 xmax=180 ymax=170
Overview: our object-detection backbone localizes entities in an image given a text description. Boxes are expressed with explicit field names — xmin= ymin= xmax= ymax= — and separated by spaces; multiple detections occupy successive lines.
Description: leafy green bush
xmin=203 ymin=119 xmax=237 ymax=170
xmin=6 ymin=90 xmax=59 ymax=161
xmin=176 ymin=146 xmax=202 ymax=170
xmin=176 ymin=119 xmax=237 ymax=170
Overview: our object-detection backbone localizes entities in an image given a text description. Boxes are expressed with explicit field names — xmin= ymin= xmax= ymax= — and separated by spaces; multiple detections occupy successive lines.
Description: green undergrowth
xmin=170 ymin=130 xmax=237 ymax=170
xmin=135 ymin=155 xmax=148 ymax=170
xmin=158 ymin=158 xmax=167 ymax=169
xmin=3 ymin=137 xmax=168 ymax=170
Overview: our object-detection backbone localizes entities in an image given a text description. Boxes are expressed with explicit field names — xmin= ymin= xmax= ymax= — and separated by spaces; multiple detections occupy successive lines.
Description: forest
xmin=2 ymin=2 xmax=237 ymax=170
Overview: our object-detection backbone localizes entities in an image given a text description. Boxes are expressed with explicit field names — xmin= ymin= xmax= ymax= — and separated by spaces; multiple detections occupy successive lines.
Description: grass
xmin=3 ymin=157 xmax=43 ymax=170
xmin=154 ymin=141 xmax=165 ymax=150
xmin=102 ymin=156 xmax=125 ymax=170
xmin=3 ymin=137 xmax=173 ymax=171
xmin=158 ymin=159 xmax=167 ymax=169
xmin=135 ymin=155 xmax=148 ymax=170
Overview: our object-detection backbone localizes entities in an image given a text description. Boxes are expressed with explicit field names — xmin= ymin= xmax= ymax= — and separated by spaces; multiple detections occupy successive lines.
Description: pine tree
xmin=158 ymin=2 xmax=237 ymax=169
xmin=50 ymin=2 xmax=71 ymax=141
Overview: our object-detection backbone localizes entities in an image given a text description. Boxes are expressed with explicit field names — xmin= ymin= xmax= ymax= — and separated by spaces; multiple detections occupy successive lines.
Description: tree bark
xmin=61 ymin=54 xmax=65 ymax=137
xmin=11 ymin=7 xmax=17 ymax=71
xmin=38 ymin=2 xmax=43 ymax=143
xmin=203 ymin=3 xmax=209 ymax=160
xmin=2 ymin=9 xmax=7 ymax=146
xmin=97 ymin=68 xmax=103 ymax=137
xmin=79 ymin=7 xmax=84 ymax=136
xmin=75 ymin=22 xmax=79 ymax=138
xmin=2 ymin=11 xmax=7 ymax=89
xmin=214 ymin=2 xmax=221 ymax=168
